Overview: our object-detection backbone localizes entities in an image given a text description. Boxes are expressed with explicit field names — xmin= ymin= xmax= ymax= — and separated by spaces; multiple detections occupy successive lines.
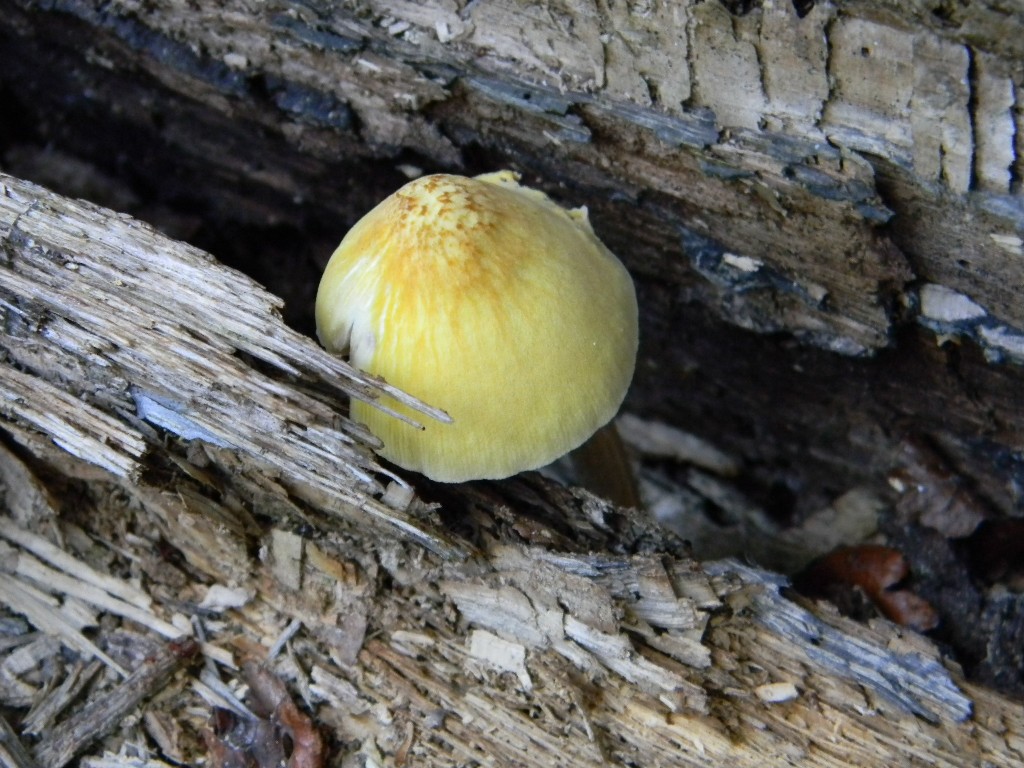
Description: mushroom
xmin=316 ymin=171 xmax=639 ymax=504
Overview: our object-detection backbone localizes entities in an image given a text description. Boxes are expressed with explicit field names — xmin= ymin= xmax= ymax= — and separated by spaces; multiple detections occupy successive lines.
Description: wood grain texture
xmin=1 ymin=175 xmax=1023 ymax=766
xmin=1 ymin=0 xmax=1021 ymax=529
xmin=0 ymin=173 xmax=461 ymax=558
xmin=2 ymin=0 xmax=1020 ymax=351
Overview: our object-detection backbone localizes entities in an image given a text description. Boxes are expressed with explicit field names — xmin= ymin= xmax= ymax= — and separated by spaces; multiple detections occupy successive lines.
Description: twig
xmin=32 ymin=638 xmax=200 ymax=768
xmin=0 ymin=713 xmax=43 ymax=768
xmin=0 ymin=519 xmax=153 ymax=609
xmin=21 ymin=660 xmax=104 ymax=736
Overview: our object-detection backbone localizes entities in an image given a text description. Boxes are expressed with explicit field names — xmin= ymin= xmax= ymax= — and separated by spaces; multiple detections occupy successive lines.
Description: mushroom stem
xmin=569 ymin=421 xmax=642 ymax=509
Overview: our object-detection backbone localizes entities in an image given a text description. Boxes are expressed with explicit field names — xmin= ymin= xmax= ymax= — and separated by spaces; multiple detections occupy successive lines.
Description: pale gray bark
xmin=0 ymin=172 xmax=1021 ymax=767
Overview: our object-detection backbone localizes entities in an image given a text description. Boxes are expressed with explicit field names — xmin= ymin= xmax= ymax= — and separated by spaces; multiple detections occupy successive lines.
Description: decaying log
xmin=0 ymin=0 xmax=1021 ymax=528
xmin=0 ymin=172 xmax=460 ymax=558
xmin=2 ymin=0 xmax=1024 ymax=762
xmin=1 ymin=173 xmax=1023 ymax=766
xmin=32 ymin=639 xmax=200 ymax=768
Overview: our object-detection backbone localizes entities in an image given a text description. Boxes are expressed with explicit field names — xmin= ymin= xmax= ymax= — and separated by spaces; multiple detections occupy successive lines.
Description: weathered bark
xmin=0 ymin=0 xmax=1021 ymax=525
xmin=1 ymin=0 xmax=1023 ymax=763
xmin=0 ymin=170 xmax=457 ymax=544
xmin=0 ymin=172 xmax=1022 ymax=766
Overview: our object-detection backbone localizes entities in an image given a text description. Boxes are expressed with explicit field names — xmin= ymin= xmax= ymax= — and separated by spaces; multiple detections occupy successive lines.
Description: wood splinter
xmin=31 ymin=638 xmax=200 ymax=768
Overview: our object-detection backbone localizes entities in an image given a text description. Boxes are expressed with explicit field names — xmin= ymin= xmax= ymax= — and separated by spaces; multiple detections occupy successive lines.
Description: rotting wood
xmin=0 ymin=173 xmax=464 ymax=560
xmin=0 ymin=713 xmax=41 ymax=768
xmin=1 ymin=0 xmax=1021 ymax=353
xmin=31 ymin=638 xmax=200 ymax=768
xmin=0 ymin=0 xmax=1021 ymax=537
xmin=0 ymin=179 xmax=1022 ymax=764
xmin=705 ymin=560 xmax=971 ymax=723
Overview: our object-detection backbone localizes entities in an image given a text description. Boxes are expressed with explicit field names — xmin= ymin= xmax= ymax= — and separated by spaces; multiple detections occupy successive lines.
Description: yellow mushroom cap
xmin=315 ymin=171 xmax=638 ymax=482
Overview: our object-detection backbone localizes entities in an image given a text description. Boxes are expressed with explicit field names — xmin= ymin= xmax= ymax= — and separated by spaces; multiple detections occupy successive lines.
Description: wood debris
xmin=203 ymin=662 xmax=325 ymax=768
xmin=0 ymin=172 xmax=1022 ymax=767
xmin=33 ymin=638 xmax=200 ymax=768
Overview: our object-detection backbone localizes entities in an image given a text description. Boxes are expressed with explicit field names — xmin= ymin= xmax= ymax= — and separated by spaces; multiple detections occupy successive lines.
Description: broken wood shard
xmin=31 ymin=638 xmax=199 ymax=768
xmin=0 ymin=173 xmax=465 ymax=559
xmin=0 ymin=178 xmax=1021 ymax=764
xmin=709 ymin=561 xmax=972 ymax=723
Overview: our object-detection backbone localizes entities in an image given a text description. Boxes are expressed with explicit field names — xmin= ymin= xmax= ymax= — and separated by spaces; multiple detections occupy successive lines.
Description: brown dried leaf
xmin=872 ymin=590 xmax=940 ymax=634
xmin=796 ymin=545 xmax=939 ymax=632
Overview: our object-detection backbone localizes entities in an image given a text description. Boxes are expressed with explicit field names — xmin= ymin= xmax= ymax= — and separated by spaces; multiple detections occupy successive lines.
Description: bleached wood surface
xmin=0 ymin=172 xmax=462 ymax=558
xmin=1 ymin=172 xmax=1023 ymax=766
xmin=2 ymin=0 xmax=1021 ymax=536
xmin=4 ymin=0 xmax=1021 ymax=354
